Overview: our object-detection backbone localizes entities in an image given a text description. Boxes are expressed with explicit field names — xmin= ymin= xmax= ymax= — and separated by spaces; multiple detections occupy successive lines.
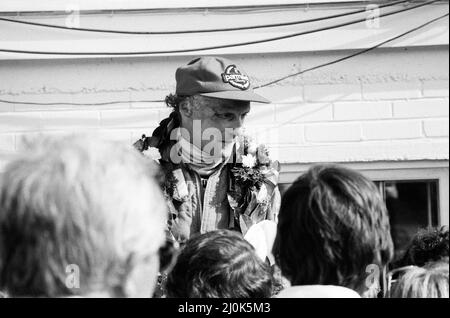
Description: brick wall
xmin=0 ymin=46 xmax=449 ymax=170
xmin=247 ymin=77 xmax=448 ymax=163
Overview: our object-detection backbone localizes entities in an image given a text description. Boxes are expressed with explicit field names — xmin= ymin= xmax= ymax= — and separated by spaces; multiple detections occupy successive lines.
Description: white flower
xmin=242 ymin=154 xmax=257 ymax=168
xmin=142 ymin=147 xmax=161 ymax=161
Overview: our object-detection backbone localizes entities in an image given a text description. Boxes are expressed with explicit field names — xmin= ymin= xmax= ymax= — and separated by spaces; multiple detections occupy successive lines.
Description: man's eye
xmin=217 ymin=113 xmax=233 ymax=120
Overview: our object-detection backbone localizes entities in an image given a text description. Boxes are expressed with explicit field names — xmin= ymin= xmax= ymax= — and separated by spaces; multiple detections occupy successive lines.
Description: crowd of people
xmin=0 ymin=134 xmax=447 ymax=298
xmin=0 ymin=56 xmax=448 ymax=298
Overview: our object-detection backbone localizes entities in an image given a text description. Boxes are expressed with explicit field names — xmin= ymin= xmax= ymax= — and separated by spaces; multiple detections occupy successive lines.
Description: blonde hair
xmin=0 ymin=134 xmax=167 ymax=297
xmin=390 ymin=260 xmax=449 ymax=298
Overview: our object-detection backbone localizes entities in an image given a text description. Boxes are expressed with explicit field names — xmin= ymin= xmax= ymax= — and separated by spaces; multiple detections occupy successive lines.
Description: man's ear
xmin=179 ymin=98 xmax=193 ymax=118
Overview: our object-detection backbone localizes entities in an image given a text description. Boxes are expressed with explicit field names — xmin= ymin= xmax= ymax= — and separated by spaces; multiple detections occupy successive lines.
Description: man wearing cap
xmin=134 ymin=56 xmax=280 ymax=245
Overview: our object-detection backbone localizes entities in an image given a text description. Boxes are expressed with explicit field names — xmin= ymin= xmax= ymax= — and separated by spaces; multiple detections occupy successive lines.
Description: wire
xmin=0 ymin=11 xmax=448 ymax=107
xmin=250 ymin=12 xmax=449 ymax=133
xmin=0 ymin=0 xmax=440 ymax=56
xmin=0 ymin=99 xmax=164 ymax=106
xmin=254 ymin=12 xmax=450 ymax=88
xmin=0 ymin=0 xmax=410 ymax=35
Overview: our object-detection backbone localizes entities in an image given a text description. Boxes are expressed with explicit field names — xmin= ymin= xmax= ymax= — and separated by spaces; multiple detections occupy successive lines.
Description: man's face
xmin=181 ymin=95 xmax=251 ymax=149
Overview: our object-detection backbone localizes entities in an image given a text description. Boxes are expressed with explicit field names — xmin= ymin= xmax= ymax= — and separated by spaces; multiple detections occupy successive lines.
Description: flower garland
xmin=227 ymin=134 xmax=279 ymax=233
xmin=231 ymin=136 xmax=274 ymax=189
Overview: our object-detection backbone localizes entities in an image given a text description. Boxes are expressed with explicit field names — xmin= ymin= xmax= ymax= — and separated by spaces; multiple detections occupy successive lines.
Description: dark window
xmin=375 ymin=180 xmax=439 ymax=261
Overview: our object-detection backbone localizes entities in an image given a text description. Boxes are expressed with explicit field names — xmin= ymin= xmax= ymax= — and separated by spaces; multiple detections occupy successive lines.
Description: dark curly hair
xmin=397 ymin=227 xmax=449 ymax=268
xmin=165 ymin=93 xmax=190 ymax=112
xmin=165 ymin=229 xmax=273 ymax=298
xmin=273 ymin=164 xmax=394 ymax=294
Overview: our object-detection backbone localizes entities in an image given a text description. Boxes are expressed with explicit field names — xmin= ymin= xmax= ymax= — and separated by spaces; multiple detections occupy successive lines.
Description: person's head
xmin=397 ymin=226 xmax=449 ymax=268
xmin=273 ymin=164 xmax=394 ymax=297
xmin=166 ymin=56 xmax=269 ymax=150
xmin=389 ymin=260 xmax=449 ymax=298
xmin=166 ymin=229 xmax=273 ymax=298
xmin=0 ymin=134 xmax=167 ymax=297
xmin=167 ymin=94 xmax=250 ymax=149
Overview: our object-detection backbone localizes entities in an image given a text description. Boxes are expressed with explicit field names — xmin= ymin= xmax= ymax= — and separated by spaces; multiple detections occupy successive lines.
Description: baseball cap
xmin=175 ymin=56 xmax=270 ymax=103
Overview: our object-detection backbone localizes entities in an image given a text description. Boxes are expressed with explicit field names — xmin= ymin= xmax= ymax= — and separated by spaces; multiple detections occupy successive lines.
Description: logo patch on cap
xmin=221 ymin=65 xmax=250 ymax=90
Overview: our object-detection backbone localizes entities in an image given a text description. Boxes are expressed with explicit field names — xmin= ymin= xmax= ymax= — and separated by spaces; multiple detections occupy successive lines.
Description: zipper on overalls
xmin=192 ymin=170 xmax=205 ymax=212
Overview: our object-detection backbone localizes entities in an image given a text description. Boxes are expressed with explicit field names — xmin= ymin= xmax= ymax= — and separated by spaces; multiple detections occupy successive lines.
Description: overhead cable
xmin=0 ymin=0 xmax=439 ymax=56
xmin=0 ymin=0 xmax=410 ymax=35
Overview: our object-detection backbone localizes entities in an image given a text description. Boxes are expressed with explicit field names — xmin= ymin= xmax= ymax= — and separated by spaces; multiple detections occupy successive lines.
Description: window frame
xmin=278 ymin=160 xmax=449 ymax=227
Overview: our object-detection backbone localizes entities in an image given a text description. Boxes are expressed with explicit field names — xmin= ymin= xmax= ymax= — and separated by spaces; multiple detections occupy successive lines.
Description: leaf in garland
xmin=256 ymin=183 xmax=268 ymax=203
xmin=239 ymin=214 xmax=250 ymax=236
xmin=227 ymin=193 xmax=240 ymax=210
xmin=132 ymin=134 xmax=151 ymax=152
xmin=133 ymin=138 xmax=145 ymax=152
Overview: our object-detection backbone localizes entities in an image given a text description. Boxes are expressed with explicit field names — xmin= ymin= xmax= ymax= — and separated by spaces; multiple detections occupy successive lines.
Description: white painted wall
xmin=1 ymin=47 xmax=448 ymax=165
xmin=0 ymin=1 xmax=448 ymax=171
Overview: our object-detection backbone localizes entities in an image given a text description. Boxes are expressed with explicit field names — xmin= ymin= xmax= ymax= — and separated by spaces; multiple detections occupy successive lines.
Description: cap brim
xmin=200 ymin=90 xmax=270 ymax=104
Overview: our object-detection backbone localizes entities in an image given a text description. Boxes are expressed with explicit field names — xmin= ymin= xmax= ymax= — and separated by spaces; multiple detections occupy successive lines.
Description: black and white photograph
xmin=0 ymin=0 xmax=448 ymax=307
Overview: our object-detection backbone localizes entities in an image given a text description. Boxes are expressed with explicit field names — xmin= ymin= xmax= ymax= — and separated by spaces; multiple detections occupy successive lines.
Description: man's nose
xmin=231 ymin=116 xmax=245 ymax=129
xmin=232 ymin=127 xmax=243 ymax=138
